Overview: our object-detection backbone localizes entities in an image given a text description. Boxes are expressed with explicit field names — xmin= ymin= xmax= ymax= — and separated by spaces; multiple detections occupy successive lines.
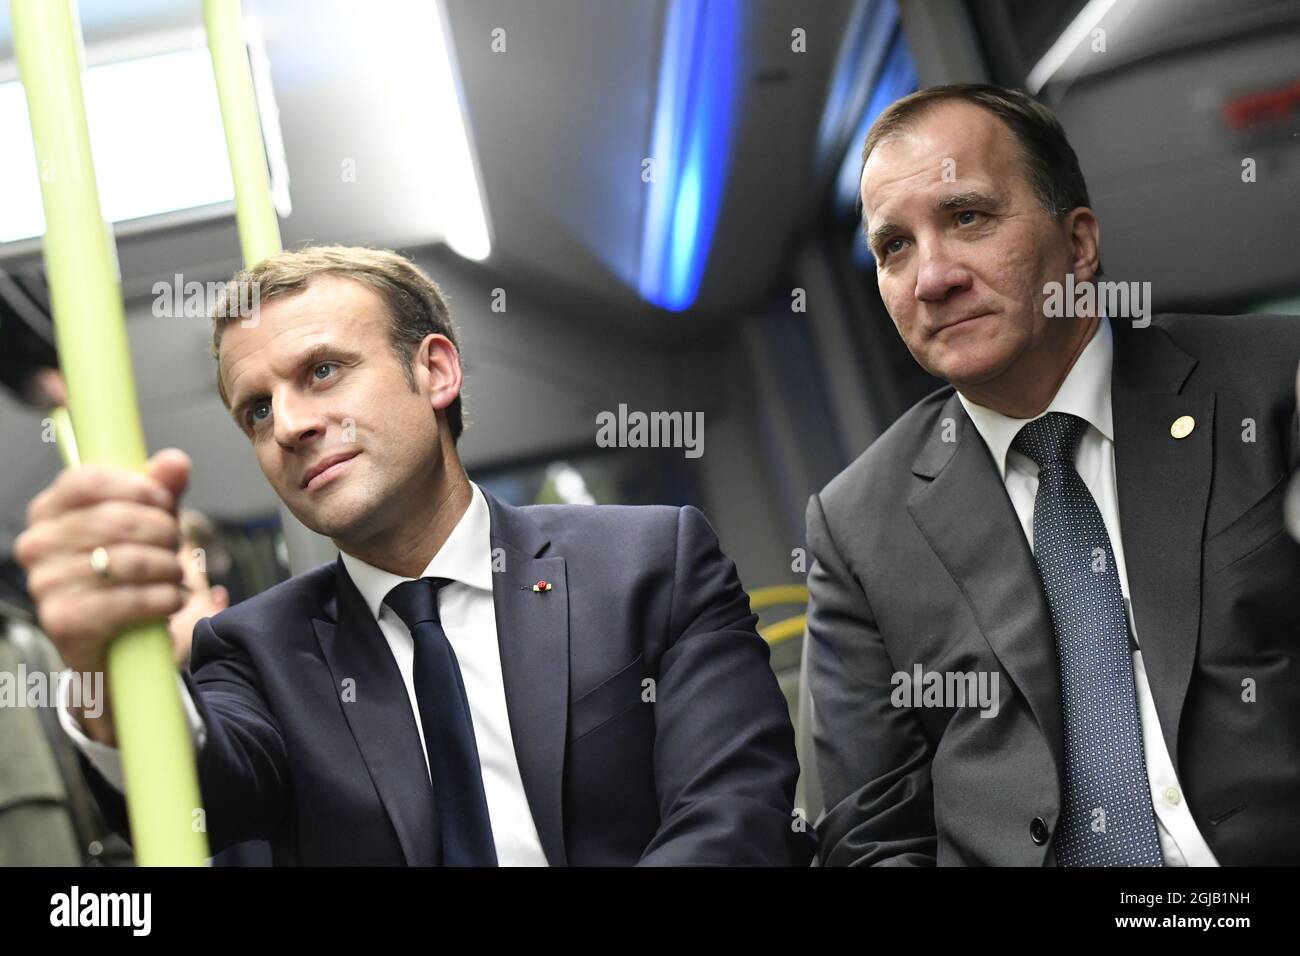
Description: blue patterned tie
xmin=1013 ymin=412 xmax=1163 ymax=867
xmin=384 ymin=577 xmax=498 ymax=866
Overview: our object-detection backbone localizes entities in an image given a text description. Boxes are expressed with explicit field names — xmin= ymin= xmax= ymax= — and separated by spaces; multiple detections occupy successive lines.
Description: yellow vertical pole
xmin=203 ymin=0 xmax=283 ymax=264
xmin=10 ymin=0 xmax=209 ymax=864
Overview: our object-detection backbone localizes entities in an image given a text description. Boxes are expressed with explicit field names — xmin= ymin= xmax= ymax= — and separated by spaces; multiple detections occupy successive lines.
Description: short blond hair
xmin=210 ymin=245 xmax=463 ymax=441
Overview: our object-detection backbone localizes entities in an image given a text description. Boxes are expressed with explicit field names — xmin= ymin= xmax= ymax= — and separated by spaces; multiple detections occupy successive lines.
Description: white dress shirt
xmin=60 ymin=481 xmax=549 ymax=866
xmin=956 ymin=315 xmax=1219 ymax=867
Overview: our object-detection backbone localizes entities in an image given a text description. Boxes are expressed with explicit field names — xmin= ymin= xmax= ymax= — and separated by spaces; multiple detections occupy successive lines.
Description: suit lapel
xmin=1111 ymin=323 xmax=1213 ymax=772
xmin=908 ymin=393 xmax=1065 ymax=778
xmin=313 ymin=559 xmax=439 ymax=866
xmin=484 ymin=490 xmax=571 ymax=867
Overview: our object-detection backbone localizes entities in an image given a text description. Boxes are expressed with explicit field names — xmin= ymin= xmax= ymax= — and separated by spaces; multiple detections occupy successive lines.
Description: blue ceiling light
xmin=832 ymin=11 xmax=919 ymax=216
xmin=846 ymin=27 xmax=919 ymax=270
xmin=639 ymin=0 xmax=742 ymax=313
xmin=814 ymin=0 xmax=898 ymax=177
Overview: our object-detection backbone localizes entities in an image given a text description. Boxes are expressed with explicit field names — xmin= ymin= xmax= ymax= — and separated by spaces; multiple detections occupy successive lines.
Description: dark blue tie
xmin=1013 ymin=412 xmax=1164 ymax=867
xmin=384 ymin=577 xmax=498 ymax=866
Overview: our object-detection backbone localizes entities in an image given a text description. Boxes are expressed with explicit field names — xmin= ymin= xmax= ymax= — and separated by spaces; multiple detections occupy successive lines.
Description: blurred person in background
xmin=0 ymin=350 xmax=130 ymax=866
xmin=0 ymin=320 xmax=230 ymax=864
xmin=169 ymin=509 xmax=231 ymax=667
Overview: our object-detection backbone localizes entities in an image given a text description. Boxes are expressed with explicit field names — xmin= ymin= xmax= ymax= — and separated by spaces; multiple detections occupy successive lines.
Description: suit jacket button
xmin=1030 ymin=817 xmax=1049 ymax=845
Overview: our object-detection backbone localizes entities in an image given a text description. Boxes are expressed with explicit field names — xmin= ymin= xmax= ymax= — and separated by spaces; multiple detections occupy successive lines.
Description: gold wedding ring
xmin=90 ymin=545 xmax=112 ymax=582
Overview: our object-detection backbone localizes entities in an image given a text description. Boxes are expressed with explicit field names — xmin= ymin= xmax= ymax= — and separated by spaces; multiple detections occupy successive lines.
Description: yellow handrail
xmin=749 ymin=584 xmax=809 ymax=610
xmin=759 ymin=614 xmax=807 ymax=647
xmin=12 ymin=0 xmax=209 ymax=865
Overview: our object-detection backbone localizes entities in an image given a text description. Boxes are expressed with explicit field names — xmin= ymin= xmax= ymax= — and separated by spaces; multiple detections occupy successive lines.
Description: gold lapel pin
xmin=532 ymin=579 xmax=553 ymax=592
xmin=1170 ymin=415 xmax=1195 ymax=439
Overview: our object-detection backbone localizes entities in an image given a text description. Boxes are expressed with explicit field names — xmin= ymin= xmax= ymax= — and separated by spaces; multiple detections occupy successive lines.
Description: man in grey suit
xmin=807 ymin=84 xmax=1300 ymax=866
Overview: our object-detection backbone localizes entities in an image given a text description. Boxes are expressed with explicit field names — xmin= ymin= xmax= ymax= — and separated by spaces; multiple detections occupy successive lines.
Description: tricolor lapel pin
xmin=532 ymin=579 xmax=553 ymax=593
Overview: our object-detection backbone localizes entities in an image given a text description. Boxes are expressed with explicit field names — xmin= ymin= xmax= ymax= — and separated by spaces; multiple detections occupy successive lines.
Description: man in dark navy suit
xmin=17 ymin=246 xmax=812 ymax=866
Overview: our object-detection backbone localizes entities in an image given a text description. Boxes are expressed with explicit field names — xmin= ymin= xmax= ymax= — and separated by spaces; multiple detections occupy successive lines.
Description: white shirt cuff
xmin=57 ymin=670 xmax=207 ymax=793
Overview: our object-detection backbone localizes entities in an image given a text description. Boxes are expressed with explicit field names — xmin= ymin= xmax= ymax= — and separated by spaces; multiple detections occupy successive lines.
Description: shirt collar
xmin=339 ymin=481 xmax=494 ymax=621
xmin=956 ymin=314 xmax=1114 ymax=478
